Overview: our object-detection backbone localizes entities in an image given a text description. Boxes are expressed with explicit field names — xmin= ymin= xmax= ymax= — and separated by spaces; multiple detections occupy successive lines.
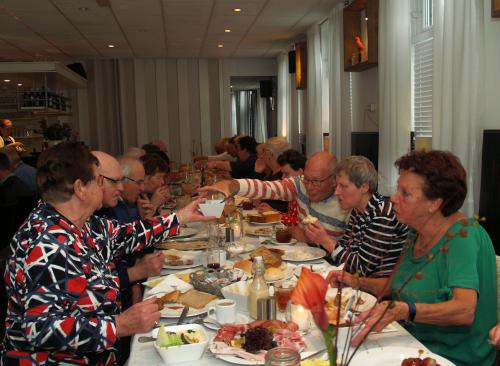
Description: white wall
xmin=483 ymin=0 xmax=500 ymax=131
xmin=350 ymin=67 xmax=379 ymax=132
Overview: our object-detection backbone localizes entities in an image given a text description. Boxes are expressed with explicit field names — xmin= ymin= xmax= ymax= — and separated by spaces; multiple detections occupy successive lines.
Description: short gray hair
xmin=262 ymin=137 xmax=291 ymax=158
xmin=334 ymin=156 xmax=378 ymax=193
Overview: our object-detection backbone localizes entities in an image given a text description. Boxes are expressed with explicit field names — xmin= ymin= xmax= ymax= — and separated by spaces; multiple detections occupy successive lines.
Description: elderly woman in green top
xmin=328 ymin=150 xmax=497 ymax=366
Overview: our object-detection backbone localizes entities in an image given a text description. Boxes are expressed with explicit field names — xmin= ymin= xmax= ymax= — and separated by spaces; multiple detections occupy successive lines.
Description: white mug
xmin=208 ymin=299 xmax=236 ymax=324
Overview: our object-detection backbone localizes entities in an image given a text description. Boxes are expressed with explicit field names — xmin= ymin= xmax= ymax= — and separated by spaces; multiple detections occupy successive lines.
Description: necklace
xmin=412 ymin=214 xmax=457 ymax=257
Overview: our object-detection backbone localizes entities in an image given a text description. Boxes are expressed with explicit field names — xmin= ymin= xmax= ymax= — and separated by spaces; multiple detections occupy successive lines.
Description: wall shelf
xmin=343 ymin=0 xmax=379 ymax=72
xmin=0 ymin=62 xmax=84 ymax=142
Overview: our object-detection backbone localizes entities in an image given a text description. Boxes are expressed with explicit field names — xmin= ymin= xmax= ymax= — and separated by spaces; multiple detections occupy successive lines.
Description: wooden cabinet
xmin=343 ymin=0 xmax=379 ymax=72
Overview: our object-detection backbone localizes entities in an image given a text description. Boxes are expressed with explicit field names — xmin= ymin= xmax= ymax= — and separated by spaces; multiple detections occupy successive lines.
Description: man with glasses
xmin=92 ymin=151 xmax=165 ymax=363
xmin=100 ymin=156 xmax=154 ymax=223
xmin=92 ymin=151 xmax=164 ymax=288
xmin=202 ymin=151 xmax=350 ymax=249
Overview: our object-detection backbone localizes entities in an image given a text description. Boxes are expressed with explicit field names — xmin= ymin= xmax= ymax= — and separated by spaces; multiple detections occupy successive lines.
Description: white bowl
xmin=198 ymin=200 xmax=225 ymax=217
xmin=152 ymin=324 xmax=209 ymax=364
xmin=221 ymin=280 xmax=249 ymax=313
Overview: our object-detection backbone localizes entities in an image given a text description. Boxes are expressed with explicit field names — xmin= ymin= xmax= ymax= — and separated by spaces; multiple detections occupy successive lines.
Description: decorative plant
xmin=290 ymin=217 xmax=481 ymax=365
xmin=42 ymin=121 xmax=72 ymax=140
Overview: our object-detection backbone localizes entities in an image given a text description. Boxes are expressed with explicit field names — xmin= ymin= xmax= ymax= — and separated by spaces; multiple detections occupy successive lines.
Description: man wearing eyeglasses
xmin=92 ymin=151 xmax=165 ymax=295
xmin=201 ymin=151 xmax=350 ymax=250
xmin=99 ymin=156 xmax=154 ymax=223
xmin=92 ymin=151 xmax=166 ymax=363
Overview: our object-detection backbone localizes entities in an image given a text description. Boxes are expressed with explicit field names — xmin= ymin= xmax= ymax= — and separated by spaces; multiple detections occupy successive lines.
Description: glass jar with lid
xmin=264 ymin=347 xmax=300 ymax=366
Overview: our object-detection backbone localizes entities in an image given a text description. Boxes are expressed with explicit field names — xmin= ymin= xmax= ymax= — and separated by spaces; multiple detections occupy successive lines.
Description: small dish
xmin=152 ymin=324 xmax=209 ymax=364
xmin=198 ymin=200 xmax=225 ymax=217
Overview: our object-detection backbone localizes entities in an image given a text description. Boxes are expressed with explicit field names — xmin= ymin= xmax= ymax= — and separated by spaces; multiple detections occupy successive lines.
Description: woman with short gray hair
xmin=305 ymin=155 xmax=408 ymax=277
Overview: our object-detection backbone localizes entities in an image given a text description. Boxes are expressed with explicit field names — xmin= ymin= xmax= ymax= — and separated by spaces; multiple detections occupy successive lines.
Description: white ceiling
xmin=0 ymin=0 xmax=339 ymax=61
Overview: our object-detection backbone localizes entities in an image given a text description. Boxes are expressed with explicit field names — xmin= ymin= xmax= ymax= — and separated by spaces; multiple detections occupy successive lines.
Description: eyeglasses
xmin=300 ymin=174 xmax=334 ymax=187
xmin=102 ymin=175 xmax=125 ymax=186
xmin=124 ymin=176 xmax=145 ymax=185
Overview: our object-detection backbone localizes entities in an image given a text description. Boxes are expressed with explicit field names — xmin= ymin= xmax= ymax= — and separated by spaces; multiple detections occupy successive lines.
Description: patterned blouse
xmin=1 ymin=202 xmax=180 ymax=365
xmin=331 ymin=192 xmax=408 ymax=277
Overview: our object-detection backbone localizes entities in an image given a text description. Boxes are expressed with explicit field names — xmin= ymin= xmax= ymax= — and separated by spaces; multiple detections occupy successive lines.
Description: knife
xmin=177 ymin=306 xmax=190 ymax=325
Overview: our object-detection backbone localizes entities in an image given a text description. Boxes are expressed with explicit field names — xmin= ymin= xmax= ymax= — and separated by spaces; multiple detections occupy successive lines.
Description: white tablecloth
xmin=127 ymin=221 xmax=429 ymax=365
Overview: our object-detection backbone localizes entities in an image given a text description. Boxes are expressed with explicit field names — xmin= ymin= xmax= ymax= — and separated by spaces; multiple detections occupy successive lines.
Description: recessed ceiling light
xmin=218 ymin=44 xmax=224 ymax=48
xmin=3 ymin=79 xmax=10 ymax=82
xmin=233 ymin=8 xmax=242 ymax=12
xmin=108 ymin=44 xmax=115 ymax=48
xmin=224 ymin=29 xmax=231 ymax=33
xmin=17 ymin=83 xmax=22 ymax=86
xmin=78 ymin=6 xmax=89 ymax=11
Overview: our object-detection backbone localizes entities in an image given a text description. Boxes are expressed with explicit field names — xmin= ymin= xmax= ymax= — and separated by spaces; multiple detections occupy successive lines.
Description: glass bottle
xmin=248 ymin=256 xmax=269 ymax=319
xmin=264 ymin=347 xmax=300 ymax=366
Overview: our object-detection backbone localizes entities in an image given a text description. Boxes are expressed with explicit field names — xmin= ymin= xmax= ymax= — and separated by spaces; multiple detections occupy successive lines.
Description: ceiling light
xmin=365 ymin=16 xmax=368 ymax=21
xmin=218 ymin=44 xmax=224 ymax=48
xmin=78 ymin=6 xmax=89 ymax=11
xmin=17 ymin=83 xmax=22 ymax=86
xmin=224 ymin=29 xmax=231 ymax=33
xmin=108 ymin=44 xmax=115 ymax=48
xmin=233 ymin=8 xmax=242 ymax=12
xmin=3 ymin=79 xmax=10 ymax=82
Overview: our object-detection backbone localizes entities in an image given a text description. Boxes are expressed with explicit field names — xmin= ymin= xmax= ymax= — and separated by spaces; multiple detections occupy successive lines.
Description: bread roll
xmin=233 ymin=259 xmax=253 ymax=274
xmin=302 ymin=215 xmax=318 ymax=225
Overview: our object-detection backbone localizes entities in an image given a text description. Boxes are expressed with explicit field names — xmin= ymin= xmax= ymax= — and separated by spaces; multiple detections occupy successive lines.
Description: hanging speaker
xmin=66 ymin=63 xmax=87 ymax=79
xmin=259 ymin=80 xmax=273 ymax=98
xmin=288 ymin=51 xmax=296 ymax=73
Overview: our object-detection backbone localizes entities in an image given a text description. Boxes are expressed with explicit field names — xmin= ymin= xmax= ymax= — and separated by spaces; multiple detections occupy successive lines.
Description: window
xmin=411 ymin=0 xmax=433 ymax=138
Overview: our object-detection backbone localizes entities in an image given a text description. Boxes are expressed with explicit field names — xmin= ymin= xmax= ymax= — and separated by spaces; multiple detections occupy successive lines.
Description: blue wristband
xmin=406 ymin=302 xmax=416 ymax=323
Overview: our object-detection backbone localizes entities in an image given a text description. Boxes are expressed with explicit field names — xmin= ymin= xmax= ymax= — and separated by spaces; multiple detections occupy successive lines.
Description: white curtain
xmin=255 ymin=88 xmax=267 ymax=143
xmin=277 ymin=52 xmax=291 ymax=139
xmin=432 ymin=0 xmax=484 ymax=215
xmin=378 ymin=0 xmax=412 ymax=196
xmin=306 ymin=25 xmax=324 ymax=156
xmin=328 ymin=3 xmax=351 ymax=160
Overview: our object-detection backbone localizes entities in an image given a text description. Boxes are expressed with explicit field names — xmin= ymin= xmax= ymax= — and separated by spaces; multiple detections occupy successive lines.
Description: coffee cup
xmin=208 ymin=299 xmax=236 ymax=324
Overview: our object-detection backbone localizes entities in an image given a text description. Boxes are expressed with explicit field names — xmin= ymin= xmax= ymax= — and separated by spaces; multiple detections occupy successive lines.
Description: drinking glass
xmin=275 ymin=281 xmax=294 ymax=313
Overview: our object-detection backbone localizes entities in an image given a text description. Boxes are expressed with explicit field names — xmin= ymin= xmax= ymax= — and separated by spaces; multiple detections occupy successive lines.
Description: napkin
xmin=149 ymin=274 xmax=193 ymax=295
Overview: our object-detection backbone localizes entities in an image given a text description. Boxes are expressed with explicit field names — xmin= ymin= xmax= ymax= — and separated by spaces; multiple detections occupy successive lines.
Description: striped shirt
xmin=237 ymin=176 xmax=350 ymax=240
xmin=331 ymin=192 xmax=408 ymax=277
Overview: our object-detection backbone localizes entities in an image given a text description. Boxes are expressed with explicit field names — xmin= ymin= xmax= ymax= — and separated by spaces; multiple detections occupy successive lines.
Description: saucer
xmin=203 ymin=313 xmax=250 ymax=330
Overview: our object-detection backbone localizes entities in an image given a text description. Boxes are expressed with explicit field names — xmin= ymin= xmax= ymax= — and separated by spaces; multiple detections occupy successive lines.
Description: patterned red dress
xmin=1 ymin=202 xmax=180 ymax=365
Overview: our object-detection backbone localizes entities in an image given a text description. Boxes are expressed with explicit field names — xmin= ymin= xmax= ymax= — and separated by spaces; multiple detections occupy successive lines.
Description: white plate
xmin=282 ymin=247 xmax=326 ymax=262
xmin=214 ymin=353 xmax=265 ymax=365
xmin=260 ymin=238 xmax=298 ymax=246
xmin=265 ymin=264 xmax=296 ymax=283
xmin=171 ymin=227 xmax=199 ymax=239
xmin=294 ymin=263 xmax=338 ymax=278
xmin=348 ymin=346 xmax=455 ymax=366
xmin=212 ymin=345 xmax=311 ymax=365
xmin=248 ymin=220 xmax=282 ymax=226
xmin=245 ymin=226 xmax=273 ymax=237
xmin=203 ymin=313 xmax=251 ymax=330
xmin=160 ymin=298 xmax=219 ymax=318
xmin=325 ymin=287 xmax=377 ymax=313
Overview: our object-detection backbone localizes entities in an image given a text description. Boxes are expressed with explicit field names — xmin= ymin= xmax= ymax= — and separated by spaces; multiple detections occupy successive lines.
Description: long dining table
xmin=125 ymin=220 xmax=437 ymax=366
